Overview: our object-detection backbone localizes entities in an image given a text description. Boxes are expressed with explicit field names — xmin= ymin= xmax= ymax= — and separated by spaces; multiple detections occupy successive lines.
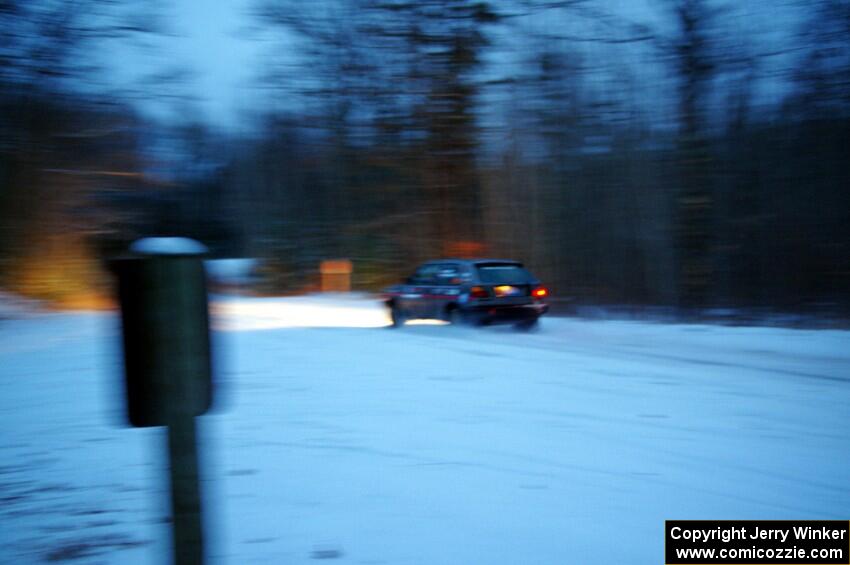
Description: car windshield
xmin=475 ymin=264 xmax=534 ymax=284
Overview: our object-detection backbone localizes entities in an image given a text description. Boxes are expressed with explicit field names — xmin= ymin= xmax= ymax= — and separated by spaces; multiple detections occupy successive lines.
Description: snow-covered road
xmin=2 ymin=295 xmax=850 ymax=563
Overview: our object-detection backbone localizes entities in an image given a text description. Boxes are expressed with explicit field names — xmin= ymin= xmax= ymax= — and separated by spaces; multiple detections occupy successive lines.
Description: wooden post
xmin=167 ymin=417 xmax=204 ymax=565
xmin=113 ymin=237 xmax=214 ymax=565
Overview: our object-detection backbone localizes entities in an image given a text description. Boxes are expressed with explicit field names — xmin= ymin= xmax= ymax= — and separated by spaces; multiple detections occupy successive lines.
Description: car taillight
xmin=532 ymin=286 xmax=548 ymax=299
xmin=470 ymin=286 xmax=490 ymax=299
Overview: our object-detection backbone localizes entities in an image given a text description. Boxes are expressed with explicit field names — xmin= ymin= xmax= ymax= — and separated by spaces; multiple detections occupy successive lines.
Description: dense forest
xmin=1 ymin=0 xmax=848 ymax=315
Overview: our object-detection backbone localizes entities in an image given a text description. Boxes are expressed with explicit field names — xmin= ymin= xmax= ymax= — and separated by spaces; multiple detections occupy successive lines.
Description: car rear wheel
xmin=513 ymin=318 xmax=540 ymax=332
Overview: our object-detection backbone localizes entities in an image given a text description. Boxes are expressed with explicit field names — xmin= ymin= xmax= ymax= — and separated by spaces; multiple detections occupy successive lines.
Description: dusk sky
xmin=101 ymin=0 xmax=805 ymax=131
xmin=103 ymin=0 xmax=269 ymax=129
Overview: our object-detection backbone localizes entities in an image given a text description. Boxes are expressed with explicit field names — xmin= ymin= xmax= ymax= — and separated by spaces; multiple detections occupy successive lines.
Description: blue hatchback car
xmin=383 ymin=259 xmax=549 ymax=330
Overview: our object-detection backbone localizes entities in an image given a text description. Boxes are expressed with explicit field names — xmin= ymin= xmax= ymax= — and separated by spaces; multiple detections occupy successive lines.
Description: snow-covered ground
xmin=2 ymin=295 xmax=850 ymax=564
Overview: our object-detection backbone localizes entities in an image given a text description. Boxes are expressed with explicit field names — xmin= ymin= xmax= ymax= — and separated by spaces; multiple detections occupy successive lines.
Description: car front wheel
xmin=390 ymin=304 xmax=406 ymax=327
xmin=448 ymin=308 xmax=467 ymax=326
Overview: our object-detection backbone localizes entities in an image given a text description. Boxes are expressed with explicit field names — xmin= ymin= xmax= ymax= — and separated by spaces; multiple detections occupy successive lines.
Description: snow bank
xmin=205 ymin=258 xmax=258 ymax=286
xmin=212 ymin=293 xmax=390 ymax=330
xmin=0 ymin=291 xmax=42 ymax=319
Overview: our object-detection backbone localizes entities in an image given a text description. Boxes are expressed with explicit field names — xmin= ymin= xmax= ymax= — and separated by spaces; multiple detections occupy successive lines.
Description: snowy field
xmin=2 ymin=294 xmax=850 ymax=564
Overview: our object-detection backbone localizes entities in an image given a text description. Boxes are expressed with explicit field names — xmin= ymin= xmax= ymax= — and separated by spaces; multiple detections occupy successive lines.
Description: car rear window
xmin=475 ymin=264 xmax=534 ymax=284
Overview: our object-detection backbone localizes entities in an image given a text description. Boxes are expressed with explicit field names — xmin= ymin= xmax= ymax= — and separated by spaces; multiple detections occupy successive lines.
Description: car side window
xmin=411 ymin=264 xmax=440 ymax=285
xmin=434 ymin=263 xmax=461 ymax=285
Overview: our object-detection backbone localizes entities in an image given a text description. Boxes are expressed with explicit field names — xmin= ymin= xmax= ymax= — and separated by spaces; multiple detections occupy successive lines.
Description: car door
xmin=426 ymin=263 xmax=462 ymax=319
xmin=398 ymin=263 xmax=438 ymax=318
